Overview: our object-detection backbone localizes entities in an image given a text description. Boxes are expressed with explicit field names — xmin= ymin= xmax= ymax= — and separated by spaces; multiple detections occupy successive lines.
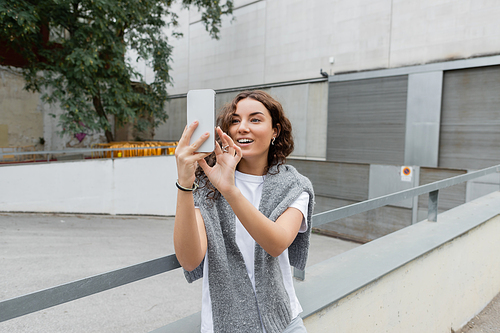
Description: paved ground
xmin=0 ymin=213 xmax=360 ymax=333
xmin=456 ymin=292 xmax=500 ymax=333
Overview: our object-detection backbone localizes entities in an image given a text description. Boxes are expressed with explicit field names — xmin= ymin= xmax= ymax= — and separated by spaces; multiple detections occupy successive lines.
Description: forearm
xmin=173 ymin=190 xmax=207 ymax=271
xmin=224 ymin=188 xmax=301 ymax=257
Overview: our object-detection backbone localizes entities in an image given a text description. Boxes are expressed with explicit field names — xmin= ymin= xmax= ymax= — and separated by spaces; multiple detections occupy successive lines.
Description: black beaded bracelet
xmin=176 ymin=180 xmax=199 ymax=192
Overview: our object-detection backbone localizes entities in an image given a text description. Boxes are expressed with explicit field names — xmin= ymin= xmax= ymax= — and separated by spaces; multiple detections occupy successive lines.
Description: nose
xmin=237 ymin=119 xmax=250 ymax=133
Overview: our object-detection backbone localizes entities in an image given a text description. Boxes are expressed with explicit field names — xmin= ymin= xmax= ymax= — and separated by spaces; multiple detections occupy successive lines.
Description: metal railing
xmin=1 ymin=163 xmax=499 ymax=325
xmin=0 ymin=145 xmax=177 ymax=164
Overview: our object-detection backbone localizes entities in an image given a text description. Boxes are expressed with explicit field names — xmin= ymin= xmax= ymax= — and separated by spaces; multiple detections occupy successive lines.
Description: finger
xmin=222 ymin=131 xmax=235 ymax=146
xmin=214 ymin=140 xmax=223 ymax=155
xmin=216 ymin=127 xmax=229 ymax=146
xmin=221 ymin=131 xmax=236 ymax=155
xmin=221 ymin=130 xmax=234 ymax=143
xmin=233 ymin=144 xmax=243 ymax=160
xmin=189 ymin=131 xmax=211 ymax=153
xmin=217 ymin=127 xmax=235 ymax=154
xmin=193 ymin=151 xmax=212 ymax=160
xmin=177 ymin=125 xmax=188 ymax=147
xmin=198 ymin=157 xmax=210 ymax=172
xmin=178 ymin=121 xmax=198 ymax=147
xmin=177 ymin=152 xmax=211 ymax=173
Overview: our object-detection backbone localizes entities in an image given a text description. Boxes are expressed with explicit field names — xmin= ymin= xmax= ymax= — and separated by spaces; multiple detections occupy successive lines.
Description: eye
xmin=251 ymin=118 xmax=262 ymax=123
xmin=231 ymin=118 xmax=240 ymax=124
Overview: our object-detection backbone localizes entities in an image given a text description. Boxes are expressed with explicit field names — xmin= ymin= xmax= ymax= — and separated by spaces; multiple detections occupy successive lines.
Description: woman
xmin=174 ymin=90 xmax=314 ymax=333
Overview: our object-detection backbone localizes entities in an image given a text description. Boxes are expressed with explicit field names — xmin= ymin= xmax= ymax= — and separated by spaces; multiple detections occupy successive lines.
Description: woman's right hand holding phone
xmin=175 ymin=121 xmax=212 ymax=188
xmin=174 ymin=120 xmax=210 ymax=271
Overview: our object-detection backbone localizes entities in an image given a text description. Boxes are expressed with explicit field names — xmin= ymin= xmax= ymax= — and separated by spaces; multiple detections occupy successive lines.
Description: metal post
xmin=411 ymin=166 xmax=420 ymax=224
xmin=293 ymin=267 xmax=305 ymax=281
xmin=428 ymin=190 xmax=439 ymax=222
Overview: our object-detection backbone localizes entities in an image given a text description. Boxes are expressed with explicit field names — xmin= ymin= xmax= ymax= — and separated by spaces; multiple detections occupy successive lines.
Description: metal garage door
xmin=327 ymin=75 xmax=408 ymax=165
xmin=440 ymin=65 xmax=500 ymax=170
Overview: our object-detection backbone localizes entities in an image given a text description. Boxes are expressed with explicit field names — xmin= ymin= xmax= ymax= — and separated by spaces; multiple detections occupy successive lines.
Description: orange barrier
xmin=0 ymin=145 xmax=36 ymax=163
xmin=91 ymin=141 xmax=177 ymax=159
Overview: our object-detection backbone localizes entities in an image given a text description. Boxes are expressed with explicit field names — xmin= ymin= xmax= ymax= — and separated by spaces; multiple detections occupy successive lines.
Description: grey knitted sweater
xmin=184 ymin=164 xmax=315 ymax=333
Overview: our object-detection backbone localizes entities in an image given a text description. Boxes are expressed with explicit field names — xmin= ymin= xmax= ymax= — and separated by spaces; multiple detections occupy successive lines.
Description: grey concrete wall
xmin=156 ymin=81 xmax=329 ymax=159
xmin=0 ymin=67 xmax=109 ymax=151
xmin=0 ymin=68 xmax=43 ymax=149
xmin=147 ymin=0 xmax=500 ymax=95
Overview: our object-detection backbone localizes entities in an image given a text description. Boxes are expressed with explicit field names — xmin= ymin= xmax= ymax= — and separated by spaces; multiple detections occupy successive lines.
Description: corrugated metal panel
xmin=314 ymin=196 xmax=411 ymax=242
xmin=287 ymin=159 xmax=369 ymax=202
xmin=327 ymin=75 xmax=408 ymax=165
xmin=418 ymin=167 xmax=466 ymax=213
xmin=439 ymin=65 xmax=500 ymax=169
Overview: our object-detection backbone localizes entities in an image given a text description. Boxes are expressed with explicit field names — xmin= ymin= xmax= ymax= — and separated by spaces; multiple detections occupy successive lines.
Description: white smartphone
xmin=187 ymin=89 xmax=216 ymax=152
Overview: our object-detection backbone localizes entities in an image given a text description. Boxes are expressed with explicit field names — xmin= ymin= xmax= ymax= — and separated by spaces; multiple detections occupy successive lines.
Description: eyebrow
xmin=232 ymin=112 xmax=265 ymax=117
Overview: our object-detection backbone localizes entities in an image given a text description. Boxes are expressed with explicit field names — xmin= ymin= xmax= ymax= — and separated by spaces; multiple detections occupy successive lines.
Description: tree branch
xmin=92 ymin=92 xmax=114 ymax=143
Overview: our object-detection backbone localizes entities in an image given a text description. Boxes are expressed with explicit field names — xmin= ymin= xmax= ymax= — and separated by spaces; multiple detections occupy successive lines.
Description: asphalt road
xmin=0 ymin=213 xmax=360 ymax=333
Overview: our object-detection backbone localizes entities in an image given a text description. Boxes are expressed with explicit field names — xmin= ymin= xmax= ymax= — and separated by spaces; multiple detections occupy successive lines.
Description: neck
xmin=236 ymin=158 xmax=268 ymax=176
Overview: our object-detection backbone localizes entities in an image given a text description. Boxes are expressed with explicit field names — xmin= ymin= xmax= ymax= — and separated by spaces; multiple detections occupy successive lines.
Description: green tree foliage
xmin=0 ymin=0 xmax=233 ymax=142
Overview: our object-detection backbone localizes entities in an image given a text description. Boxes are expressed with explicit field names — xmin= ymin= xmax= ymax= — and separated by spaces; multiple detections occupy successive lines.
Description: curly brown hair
xmin=195 ymin=90 xmax=294 ymax=197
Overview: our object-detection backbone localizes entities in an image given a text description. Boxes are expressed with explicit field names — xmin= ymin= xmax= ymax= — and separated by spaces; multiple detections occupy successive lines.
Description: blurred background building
xmin=150 ymin=0 xmax=500 ymax=241
xmin=2 ymin=0 xmax=500 ymax=240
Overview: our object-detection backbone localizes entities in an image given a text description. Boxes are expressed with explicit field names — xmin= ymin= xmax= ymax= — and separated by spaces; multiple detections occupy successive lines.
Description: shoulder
xmin=264 ymin=164 xmax=314 ymax=196
xmin=274 ymin=164 xmax=313 ymax=189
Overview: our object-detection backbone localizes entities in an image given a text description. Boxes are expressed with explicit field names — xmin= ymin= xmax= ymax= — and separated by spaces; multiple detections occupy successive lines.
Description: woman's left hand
xmin=198 ymin=127 xmax=242 ymax=195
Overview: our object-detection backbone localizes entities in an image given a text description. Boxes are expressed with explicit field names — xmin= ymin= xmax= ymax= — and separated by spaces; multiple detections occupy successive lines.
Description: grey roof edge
xmin=152 ymin=191 xmax=500 ymax=332
xmin=329 ymin=54 xmax=500 ymax=82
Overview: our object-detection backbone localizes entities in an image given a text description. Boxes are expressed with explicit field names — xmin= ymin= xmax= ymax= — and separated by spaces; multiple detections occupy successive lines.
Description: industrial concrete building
xmin=1 ymin=0 xmax=500 ymax=240
xmin=151 ymin=0 xmax=500 ymax=241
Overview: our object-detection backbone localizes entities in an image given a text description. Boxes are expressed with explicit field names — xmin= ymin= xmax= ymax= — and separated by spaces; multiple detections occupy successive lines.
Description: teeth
xmin=238 ymin=139 xmax=253 ymax=143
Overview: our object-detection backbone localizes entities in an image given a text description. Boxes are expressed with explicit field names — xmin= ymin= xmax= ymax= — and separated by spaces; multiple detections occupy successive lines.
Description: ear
xmin=274 ymin=123 xmax=281 ymax=138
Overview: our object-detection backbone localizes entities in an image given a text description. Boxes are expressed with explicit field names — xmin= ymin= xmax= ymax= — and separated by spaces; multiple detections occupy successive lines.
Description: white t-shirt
xmin=199 ymin=170 xmax=310 ymax=333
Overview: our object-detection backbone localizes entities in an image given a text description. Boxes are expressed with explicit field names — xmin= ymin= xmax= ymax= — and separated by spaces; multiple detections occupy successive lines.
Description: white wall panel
xmin=270 ymin=85 xmax=309 ymax=156
xmin=166 ymin=3 xmax=191 ymax=94
xmin=148 ymin=0 xmax=500 ymax=94
xmin=305 ymin=82 xmax=328 ymax=159
xmin=404 ymin=71 xmax=443 ymax=167
xmin=390 ymin=0 xmax=500 ymax=68
xmin=187 ymin=1 xmax=267 ymax=90
xmin=0 ymin=157 xmax=178 ymax=216
xmin=263 ymin=0 xmax=392 ymax=83
xmin=368 ymin=164 xmax=417 ymax=208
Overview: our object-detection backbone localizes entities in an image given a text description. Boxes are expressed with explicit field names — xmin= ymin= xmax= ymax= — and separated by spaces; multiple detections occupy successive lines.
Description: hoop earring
xmin=271 ymin=137 xmax=276 ymax=145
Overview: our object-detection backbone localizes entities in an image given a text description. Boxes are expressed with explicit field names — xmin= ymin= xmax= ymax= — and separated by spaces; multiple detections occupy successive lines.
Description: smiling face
xmin=229 ymin=98 xmax=278 ymax=173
